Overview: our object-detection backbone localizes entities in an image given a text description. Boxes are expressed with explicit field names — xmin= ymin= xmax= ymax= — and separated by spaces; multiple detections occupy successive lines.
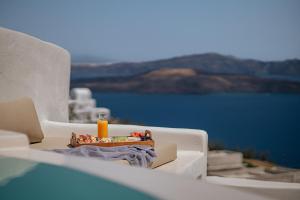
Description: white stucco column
xmin=0 ymin=27 xmax=71 ymax=122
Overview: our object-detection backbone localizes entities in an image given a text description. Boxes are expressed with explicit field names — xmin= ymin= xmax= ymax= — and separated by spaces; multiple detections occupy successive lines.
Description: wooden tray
xmin=70 ymin=133 xmax=155 ymax=147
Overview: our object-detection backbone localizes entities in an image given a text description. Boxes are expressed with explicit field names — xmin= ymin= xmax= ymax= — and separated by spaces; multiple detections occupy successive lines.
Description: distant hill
xmin=71 ymin=67 xmax=300 ymax=94
xmin=71 ymin=53 xmax=300 ymax=94
xmin=71 ymin=53 xmax=300 ymax=81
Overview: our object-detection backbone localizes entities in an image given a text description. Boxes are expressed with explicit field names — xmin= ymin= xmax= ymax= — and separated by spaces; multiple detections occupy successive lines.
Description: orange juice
xmin=97 ymin=117 xmax=108 ymax=139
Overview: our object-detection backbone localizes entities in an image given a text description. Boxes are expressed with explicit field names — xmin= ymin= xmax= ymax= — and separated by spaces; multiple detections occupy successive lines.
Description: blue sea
xmin=93 ymin=92 xmax=300 ymax=168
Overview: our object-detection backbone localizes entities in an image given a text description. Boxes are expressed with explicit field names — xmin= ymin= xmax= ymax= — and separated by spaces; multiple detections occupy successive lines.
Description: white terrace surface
xmin=0 ymin=27 xmax=300 ymax=199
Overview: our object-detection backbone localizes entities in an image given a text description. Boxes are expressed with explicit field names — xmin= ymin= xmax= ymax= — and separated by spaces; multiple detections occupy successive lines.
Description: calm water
xmin=94 ymin=92 xmax=300 ymax=168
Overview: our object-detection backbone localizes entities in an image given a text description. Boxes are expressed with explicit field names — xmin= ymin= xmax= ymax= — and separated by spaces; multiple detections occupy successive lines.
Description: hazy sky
xmin=0 ymin=0 xmax=299 ymax=62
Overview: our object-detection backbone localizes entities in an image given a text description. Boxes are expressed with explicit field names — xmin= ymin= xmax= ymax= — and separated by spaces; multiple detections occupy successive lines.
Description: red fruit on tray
xmin=131 ymin=132 xmax=137 ymax=137
xmin=130 ymin=132 xmax=145 ymax=137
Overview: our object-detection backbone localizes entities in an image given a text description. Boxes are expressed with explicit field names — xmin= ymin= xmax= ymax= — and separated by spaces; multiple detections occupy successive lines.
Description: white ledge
xmin=0 ymin=129 xmax=29 ymax=149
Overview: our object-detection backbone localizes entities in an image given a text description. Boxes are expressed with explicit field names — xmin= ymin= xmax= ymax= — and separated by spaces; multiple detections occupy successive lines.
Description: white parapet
xmin=70 ymin=88 xmax=92 ymax=101
xmin=69 ymin=88 xmax=111 ymax=123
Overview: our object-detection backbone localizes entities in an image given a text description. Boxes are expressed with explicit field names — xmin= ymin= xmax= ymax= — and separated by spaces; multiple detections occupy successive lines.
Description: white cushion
xmin=0 ymin=98 xmax=44 ymax=143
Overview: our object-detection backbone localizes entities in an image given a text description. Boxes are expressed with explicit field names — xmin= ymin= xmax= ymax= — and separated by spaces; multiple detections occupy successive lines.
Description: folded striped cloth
xmin=53 ymin=145 xmax=156 ymax=168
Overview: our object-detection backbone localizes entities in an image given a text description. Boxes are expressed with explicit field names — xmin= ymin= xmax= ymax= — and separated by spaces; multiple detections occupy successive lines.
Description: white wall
xmin=0 ymin=27 xmax=71 ymax=122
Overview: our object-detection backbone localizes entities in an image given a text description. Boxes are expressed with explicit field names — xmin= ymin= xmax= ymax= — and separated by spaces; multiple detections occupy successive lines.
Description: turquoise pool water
xmin=0 ymin=157 xmax=156 ymax=200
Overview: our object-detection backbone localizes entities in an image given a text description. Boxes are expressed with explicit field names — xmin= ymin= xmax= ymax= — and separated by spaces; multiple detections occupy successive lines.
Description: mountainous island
xmin=71 ymin=53 xmax=300 ymax=94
